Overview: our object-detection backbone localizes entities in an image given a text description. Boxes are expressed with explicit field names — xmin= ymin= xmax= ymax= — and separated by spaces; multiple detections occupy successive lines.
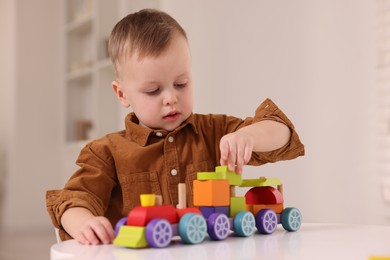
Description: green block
xmin=197 ymin=171 xmax=226 ymax=181
xmin=216 ymin=166 xmax=242 ymax=186
xmin=197 ymin=166 xmax=243 ymax=186
xmin=113 ymin=226 xmax=148 ymax=248
xmin=239 ymin=177 xmax=281 ymax=187
xmin=229 ymin=197 xmax=247 ymax=217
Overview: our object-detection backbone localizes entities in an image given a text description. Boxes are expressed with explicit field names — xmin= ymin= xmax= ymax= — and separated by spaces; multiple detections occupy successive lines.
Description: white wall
xmin=0 ymin=0 xmax=61 ymax=232
xmin=0 ymin=0 xmax=16 ymax=230
xmin=161 ymin=0 xmax=383 ymax=224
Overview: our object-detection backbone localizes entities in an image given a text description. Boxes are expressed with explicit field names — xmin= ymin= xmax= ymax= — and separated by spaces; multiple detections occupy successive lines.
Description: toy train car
xmin=114 ymin=166 xmax=301 ymax=248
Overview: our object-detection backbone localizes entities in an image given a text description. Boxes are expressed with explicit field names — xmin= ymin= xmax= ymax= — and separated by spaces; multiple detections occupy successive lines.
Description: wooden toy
xmin=114 ymin=166 xmax=302 ymax=248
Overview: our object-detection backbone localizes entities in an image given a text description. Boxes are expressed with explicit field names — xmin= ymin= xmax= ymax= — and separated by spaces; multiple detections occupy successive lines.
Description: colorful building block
xmin=216 ymin=166 xmax=243 ymax=185
xmin=193 ymin=179 xmax=230 ymax=206
xmin=245 ymin=186 xmax=284 ymax=205
xmin=247 ymin=203 xmax=284 ymax=215
xmin=229 ymin=197 xmax=246 ymax=217
xmin=113 ymin=225 xmax=148 ymax=248
xmin=197 ymin=171 xmax=226 ymax=181
xmin=140 ymin=194 xmax=155 ymax=207
xmin=197 ymin=165 xmax=242 ymax=186
xmin=199 ymin=206 xmax=229 ymax=219
xmin=240 ymin=177 xmax=281 ymax=187
xmin=127 ymin=205 xmax=178 ymax=226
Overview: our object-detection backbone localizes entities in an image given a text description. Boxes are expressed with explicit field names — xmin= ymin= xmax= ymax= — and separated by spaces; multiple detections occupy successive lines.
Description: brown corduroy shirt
xmin=46 ymin=98 xmax=305 ymax=241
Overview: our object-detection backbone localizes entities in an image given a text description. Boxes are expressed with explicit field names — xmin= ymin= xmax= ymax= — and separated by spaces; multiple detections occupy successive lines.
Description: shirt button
xmin=156 ymin=132 xmax=163 ymax=137
xmin=170 ymin=168 xmax=178 ymax=176
xmin=168 ymin=136 xmax=174 ymax=143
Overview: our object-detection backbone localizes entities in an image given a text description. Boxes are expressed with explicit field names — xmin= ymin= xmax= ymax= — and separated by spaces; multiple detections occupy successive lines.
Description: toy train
xmin=113 ymin=166 xmax=301 ymax=248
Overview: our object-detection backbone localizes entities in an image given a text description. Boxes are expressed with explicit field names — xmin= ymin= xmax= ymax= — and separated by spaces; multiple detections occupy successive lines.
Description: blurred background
xmin=0 ymin=0 xmax=388 ymax=255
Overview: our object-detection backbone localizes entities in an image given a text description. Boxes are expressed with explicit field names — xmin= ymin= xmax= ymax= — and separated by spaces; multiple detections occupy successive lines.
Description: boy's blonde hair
xmin=108 ymin=9 xmax=187 ymax=77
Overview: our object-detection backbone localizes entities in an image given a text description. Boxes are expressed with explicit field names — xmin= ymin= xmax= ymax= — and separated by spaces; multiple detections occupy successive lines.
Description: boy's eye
xmin=145 ymin=88 xmax=160 ymax=95
xmin=175 ymin=82 xmax=187 ymax=88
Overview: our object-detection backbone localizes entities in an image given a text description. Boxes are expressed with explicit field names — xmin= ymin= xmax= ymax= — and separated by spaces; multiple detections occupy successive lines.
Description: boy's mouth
xmin=163 ymin=111 xmax=180 ymax=122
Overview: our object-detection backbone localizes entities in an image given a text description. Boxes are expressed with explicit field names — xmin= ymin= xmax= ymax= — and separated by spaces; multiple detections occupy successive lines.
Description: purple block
xmin=200 ymin=206 xmax=215 ymax=219
xmin=215 ymin=206 xmax=229 ymax=216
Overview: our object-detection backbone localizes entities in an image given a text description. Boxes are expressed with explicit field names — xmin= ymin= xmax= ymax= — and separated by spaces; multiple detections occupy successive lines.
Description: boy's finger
xmin=227 ymin=142 xmax=236 ymax=172
xmin=100 ymin=218 xmax=116 ymax=242
xmin=82 ymin=227 xmax=100 ymax=245
xmin=236 ymin=143 xmax=245 ymax=173
xmin=244 ymin=144 xmax=252 ymax=164
xmin=92 ymin=222 xmax=112 ymax=244
xmin=76 ymin=233 xmax=89 ymax=245
xmin=219 ymin=139 xmax=229 ymax=166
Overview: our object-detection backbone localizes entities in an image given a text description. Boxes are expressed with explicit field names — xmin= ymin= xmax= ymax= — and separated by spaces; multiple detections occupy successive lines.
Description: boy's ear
xmin=112 ymin=80 xmax=130 ymax=108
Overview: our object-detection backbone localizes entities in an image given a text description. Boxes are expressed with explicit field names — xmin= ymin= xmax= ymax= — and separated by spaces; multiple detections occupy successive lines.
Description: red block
xmin=127 ymin=205 xmax=178 ymax=226
xmin=245 ymin=186 xmax=283 ymax=205
xmin=176 ymin=207 xmax=202 ymax=219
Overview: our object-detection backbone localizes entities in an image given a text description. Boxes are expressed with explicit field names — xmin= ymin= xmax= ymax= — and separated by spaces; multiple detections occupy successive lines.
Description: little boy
xmin=46 ymin=9 xmax=304 ymax=245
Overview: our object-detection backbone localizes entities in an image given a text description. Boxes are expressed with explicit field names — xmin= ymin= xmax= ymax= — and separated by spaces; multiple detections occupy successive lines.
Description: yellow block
xmin=140 ymin=194 xmax=155 ymax=207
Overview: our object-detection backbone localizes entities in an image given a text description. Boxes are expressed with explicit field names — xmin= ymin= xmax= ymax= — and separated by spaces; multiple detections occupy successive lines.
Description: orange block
xmin=193 ymin=180 xmax=230 ymax=206
xmin=246 ymin=203 xmax=284 ymax=215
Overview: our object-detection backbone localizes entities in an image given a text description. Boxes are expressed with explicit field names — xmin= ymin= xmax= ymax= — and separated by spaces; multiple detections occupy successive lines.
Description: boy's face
xmin=112 ymin=34 xmax=193 ymax=131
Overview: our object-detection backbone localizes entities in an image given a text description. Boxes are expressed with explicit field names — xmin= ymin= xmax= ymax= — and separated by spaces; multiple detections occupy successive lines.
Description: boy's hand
xmin=61 ymin=207 xmax=115 ymax=245
xmin=219 ymin=131 xmax=254 ymax=174
xmin=75 ymin=216 xmax=115 ymax=245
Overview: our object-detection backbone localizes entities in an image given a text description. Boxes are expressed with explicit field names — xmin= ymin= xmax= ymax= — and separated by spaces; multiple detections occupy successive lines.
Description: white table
xmin=51 ymin=223 xmax=390 ymax=260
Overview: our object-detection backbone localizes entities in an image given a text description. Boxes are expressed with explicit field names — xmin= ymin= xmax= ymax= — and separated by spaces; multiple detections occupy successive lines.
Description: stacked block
xmin=193 ymin=179 xmax=230 ymax=206
xmin=140 ymin=194 xmax=156 ymax=206
xmin=127 ymin=205 xmax=178 ymax=226
xmin=229 ymin=197 xmax=246 ymax=217
xmin=199 ymin=206 xmax=229 ymax=219
xmin=197 ymin=166 xmax=242 ymax=186
xmin=113 ymin=226 xmax=147 ymax=248
xmin=245 ymin=186 xmax=284 ymax=215
xmin=240 ymin=177 xmax=281 ymax=187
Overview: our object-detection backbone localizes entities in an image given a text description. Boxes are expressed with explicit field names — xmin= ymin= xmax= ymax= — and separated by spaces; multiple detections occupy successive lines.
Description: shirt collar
xmin=125 ymin=112 xmax=198 ymax=146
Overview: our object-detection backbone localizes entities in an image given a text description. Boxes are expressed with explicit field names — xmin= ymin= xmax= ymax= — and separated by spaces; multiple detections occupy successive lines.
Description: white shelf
xmin=62 ymin=0 xmax=121 ymax=143
xmin=66 ymin=65 xmax=93 ymax=82
xmin=66 ymin=13 xmax=93 ymax=34
xmin=96 ymin=58 xmax=112 ymax=70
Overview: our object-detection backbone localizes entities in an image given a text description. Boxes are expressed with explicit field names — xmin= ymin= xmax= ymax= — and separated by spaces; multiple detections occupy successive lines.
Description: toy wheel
xmin=256 ymin=209 xmax=278 ymax=234
xmin=146 ymin=218 xmax=173 ymax=248
xmin=207 ymin=213 xmax=230 ymax=240
xmin=179 ymin=213 xmax=207 ymax=244
xmin=233 ymin=211 xmax=256 ymax=237
xmin=281 ymin=207 xmax=302 ymax=232
xmin=114 ymin=217 xmax=127 ymax=237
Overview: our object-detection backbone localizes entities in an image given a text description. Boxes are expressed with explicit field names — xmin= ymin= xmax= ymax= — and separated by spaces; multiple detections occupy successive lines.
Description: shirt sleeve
xmin=249 ymin=98 xmax=305 ymax=164
xmin=46 ymin=139 xmax=117 ymax=241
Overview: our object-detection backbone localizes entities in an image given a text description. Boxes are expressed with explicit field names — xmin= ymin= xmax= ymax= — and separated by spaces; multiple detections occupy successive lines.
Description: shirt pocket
xmin=119 ymin=171 xmax=161 ymax=213
xmin=185 ymin=161 xmax=216 ymax=207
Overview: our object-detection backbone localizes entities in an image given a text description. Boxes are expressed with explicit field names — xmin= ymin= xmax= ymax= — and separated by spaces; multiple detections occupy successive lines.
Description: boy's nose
xmin=163 ymin=90 xmax=178 ymax=106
